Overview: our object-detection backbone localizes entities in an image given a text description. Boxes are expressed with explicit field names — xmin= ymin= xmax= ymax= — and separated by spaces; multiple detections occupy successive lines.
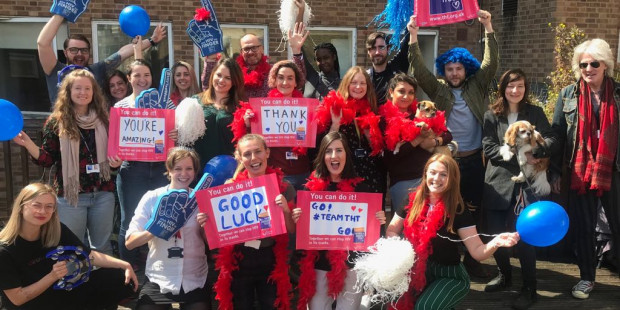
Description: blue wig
xmin=435 ymin=47 xmax=481 ymax=78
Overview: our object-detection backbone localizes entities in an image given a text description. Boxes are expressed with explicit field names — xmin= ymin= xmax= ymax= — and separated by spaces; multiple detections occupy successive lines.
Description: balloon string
xmin=436 ymin=233 xmax=499 ymax=242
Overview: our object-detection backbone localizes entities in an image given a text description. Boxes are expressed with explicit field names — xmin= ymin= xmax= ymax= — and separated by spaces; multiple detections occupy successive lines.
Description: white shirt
xmin=126 ymin=186 xmax=208 ymax=294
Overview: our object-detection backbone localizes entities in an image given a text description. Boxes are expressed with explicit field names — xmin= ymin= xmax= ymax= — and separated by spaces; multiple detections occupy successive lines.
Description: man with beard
xmin=407 ymin=10 xmax=498 ymax=279
xmin=38 ymin=14 xmax=166 ymax=104
xmin=365 ymin=31 xmax=410 ymax=106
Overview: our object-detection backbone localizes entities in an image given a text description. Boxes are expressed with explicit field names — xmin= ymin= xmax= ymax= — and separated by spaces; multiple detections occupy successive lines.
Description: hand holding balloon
xmin=119 ymin=5 xmax=151 ymax=38
xmin=489 ymin=232 xmax=520 ymax=249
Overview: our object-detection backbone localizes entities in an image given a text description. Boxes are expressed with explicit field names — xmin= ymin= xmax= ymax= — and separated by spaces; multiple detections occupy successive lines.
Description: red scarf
xmin=379 ymin=100 xmax=421 ymax=151
xmin=237 ymin=55 xmax=270 ymax=89
xmin=297 ymin=172 xmax=364 ymax=309
xmin=571 ymin=78 xmax=618 ymax=196
xmin=214 ymin=167 xmax=292 ymax=310
xmin=169 ymin=90 xmax=182 ymax=106
xmin=392 ymin=190 xmax=446 ymax=310
xmin=315 ymin=90 xmax=383 ymax=155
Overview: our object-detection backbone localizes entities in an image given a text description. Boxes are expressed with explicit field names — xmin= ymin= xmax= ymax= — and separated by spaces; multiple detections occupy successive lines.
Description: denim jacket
xmin=550 ymin=79 xmax=620 ymax=173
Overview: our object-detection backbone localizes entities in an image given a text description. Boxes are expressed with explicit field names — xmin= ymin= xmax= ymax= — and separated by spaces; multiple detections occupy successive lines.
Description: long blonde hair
xmin=406 ymin=154 xmax=464 ymax=233
xmin=51 ymin=69 xmax=109 ymax=140
xmin=0 ymin=183 xmax=61 ymax=247
xmin=336 ymin=66 xmax=378 ymax=113
xmin=171 ymin=61 xmax=201 ymax=98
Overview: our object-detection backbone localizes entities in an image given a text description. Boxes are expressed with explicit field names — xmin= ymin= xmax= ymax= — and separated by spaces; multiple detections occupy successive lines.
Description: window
xmin=0 ymin=17 xmax=67 ymax=112
xmin=194 ymin=24 xmax=268 ymax=84
xmin=291 ymin=27 xmax=357 ymax=78
xmin=502 ymin=0 xmax=519 ymax=17
xmin=92 ymin=21 xmax=173 ymax=89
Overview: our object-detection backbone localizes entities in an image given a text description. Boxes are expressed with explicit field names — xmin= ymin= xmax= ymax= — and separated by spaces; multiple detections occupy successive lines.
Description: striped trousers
xmin=415 ymin=261 xmax=470 ymax=310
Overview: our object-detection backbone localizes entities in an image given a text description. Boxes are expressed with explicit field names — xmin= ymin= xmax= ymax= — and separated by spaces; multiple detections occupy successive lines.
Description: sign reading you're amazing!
xmin=108 ymin=108 xmax=174 ymax=161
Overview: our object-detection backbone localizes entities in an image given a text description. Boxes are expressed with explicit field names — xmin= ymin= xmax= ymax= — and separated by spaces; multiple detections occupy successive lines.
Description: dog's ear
xmin=534 ymin=130 xmax=546 ymax=146
xmin=504 ymin=123 xmax=518 ymax=146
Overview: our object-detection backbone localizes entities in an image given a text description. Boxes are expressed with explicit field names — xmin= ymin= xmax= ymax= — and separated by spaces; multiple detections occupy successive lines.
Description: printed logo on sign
xmin=430 ymin=0 xmax=463 ymax=15
xmin=261 ymin=106 xmax=307 ymax=135
xmin=309 ymin=201 xmax=369 ymax=237
xmin=211 ymin=186 xmax=269 ymax=231
xmin=119 ymin=117 xmax=166 ymax=148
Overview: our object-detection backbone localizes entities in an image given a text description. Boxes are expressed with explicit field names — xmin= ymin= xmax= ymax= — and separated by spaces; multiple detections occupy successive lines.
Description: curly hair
xmin=51 ymin=69 xmax=109 ymax=140
xmin=572 ymin=38 xmax=615 ymax=80
xmin=435 ymin=47 xmax=481 ymax=78
xmin=268 ymin=60 xmax=304 ymax=90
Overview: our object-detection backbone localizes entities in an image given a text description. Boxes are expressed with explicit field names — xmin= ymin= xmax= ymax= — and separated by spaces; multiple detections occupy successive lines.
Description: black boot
xmin=484 ymin=272 xmax=512 ymax=292
xmin=511 ymin=286 xmax=537 ymax=310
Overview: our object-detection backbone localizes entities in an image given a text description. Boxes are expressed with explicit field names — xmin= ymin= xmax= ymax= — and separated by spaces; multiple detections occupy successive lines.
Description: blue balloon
xmin=119 ymin=5 xmax=150 ymax=37
xmin=0 ymin=99 xmax=23 ymax=141
xmin=516 ymin=201 xmax=569 ymax=247
xmin=203 ymin=155 xmax=237 ymax=187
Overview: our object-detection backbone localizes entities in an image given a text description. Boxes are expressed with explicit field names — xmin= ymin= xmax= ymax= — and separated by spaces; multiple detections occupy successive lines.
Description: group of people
xmin=0 ymin=2 xmax=618 ymax=310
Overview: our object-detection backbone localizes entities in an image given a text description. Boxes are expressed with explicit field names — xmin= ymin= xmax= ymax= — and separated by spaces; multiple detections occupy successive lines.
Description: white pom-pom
xmin=277 ymin=0 xmax=313 ymax=38
xmin=175 ymin=98 xmax=206 ymax=146
xmin=353 ymin=237 xmax=415 ymax=304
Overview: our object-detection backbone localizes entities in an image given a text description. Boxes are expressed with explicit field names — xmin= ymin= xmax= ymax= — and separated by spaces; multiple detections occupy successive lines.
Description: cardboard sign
xmin=187 ymin=0 xmax=224 ymax=57
xmin=50 ymin=0 xmax=90 ymax=23
xmin=145 ymin=173 xmax=214 ymax=240
xmin=296 ymin=191 xmax=382 ymax=251
xmin=415 ymin=0 xmax=480 ymax=27
xmin=108 ymin=107 xmax=175 ymax=161
xmin=135 ymin=68 xmax=172 ymax=109
xmin=250 ymin=97 xmax=319 ymax=148
xmin=196 ymin=173 xmax=286 ymax=249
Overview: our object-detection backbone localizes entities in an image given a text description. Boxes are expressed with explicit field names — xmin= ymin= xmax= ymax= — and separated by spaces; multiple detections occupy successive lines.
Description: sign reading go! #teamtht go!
xmin=196 ymin=173 xmax=287 ymax=249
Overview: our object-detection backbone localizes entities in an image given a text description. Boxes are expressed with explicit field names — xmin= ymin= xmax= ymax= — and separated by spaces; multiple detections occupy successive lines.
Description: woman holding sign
xmin=293 ymin=131 xmax=386 ymax=309
xmin=12 ymin=69 xmax=118 ymax=256
xmin=386 ymin=154 xmax=520 ymax=309
xmin=315 ymin=66 xmax=385 ymax=195
xmin=0 ymin=183 xmax=137 ymax=310
xmin=125 ymin=147 xmax=210 ymax=309
xmin=212 ymin=133 xmax=296 ymax=310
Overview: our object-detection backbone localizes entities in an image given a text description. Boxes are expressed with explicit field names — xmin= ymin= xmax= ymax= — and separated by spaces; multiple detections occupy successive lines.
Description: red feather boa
xmin=414 ymin=110 xmax=447 ymax=136
xmin=237 ymin=55 xmax=270 ymax=89
xmin=392 ymin=190 xmax=446 ymax=309
xmin=379 ymin=101 xmax=421 ymax=151
xmin=297 ymin=172 xmax=364 ymax=309
xmin=214 ymin=167 xmax=291 ymax=310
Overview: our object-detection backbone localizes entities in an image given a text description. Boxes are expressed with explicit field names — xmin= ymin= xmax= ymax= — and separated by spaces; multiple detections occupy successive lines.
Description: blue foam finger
xmin=146 ymin=189 xmax=192 ymax=240
xmin=50 ymin=0 xmax=91 ymax=23
xmin=157 ymin=68 xmax=172 ymax=109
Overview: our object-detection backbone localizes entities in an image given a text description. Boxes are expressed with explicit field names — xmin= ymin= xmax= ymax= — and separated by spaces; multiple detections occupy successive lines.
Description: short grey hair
xmin=572 ymin=38 xmax=615 ymax=80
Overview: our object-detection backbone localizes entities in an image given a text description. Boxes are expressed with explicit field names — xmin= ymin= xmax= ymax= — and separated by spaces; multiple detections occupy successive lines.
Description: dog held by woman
xmin=499 ymin=120 xmax=551 ymax=196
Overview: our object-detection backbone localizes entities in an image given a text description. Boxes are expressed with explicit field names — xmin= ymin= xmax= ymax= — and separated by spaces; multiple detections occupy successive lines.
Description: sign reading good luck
xmin=250 ymin=97 xmax=318 ymax=148
xmin=416 ymin=0 xmax=480 ymax=27
xmin=296 ymin=191 xmax=382 ymax=251
xmin=196 ymin=174 xmax=286 ymax=249
xmin=108 ymin=108 xmax=175 ymax=161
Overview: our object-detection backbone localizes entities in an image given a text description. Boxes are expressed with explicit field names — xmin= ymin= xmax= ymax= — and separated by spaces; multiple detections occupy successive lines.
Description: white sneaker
xmin=571 ymin=280 xmax=594 ymax=299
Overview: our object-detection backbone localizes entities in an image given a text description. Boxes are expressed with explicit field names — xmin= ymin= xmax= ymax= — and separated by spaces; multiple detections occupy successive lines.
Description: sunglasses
xmin=579 ymin=61 xmax=601 ymax=69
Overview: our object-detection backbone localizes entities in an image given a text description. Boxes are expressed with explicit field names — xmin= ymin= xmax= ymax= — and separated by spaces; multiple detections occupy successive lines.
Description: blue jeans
xmin=57 ymin=191 xmax=115 ymax=255
xmin=117 ymin=161 xmax=168 ymax=264
xmin=389 ymin=178 xmax=421 ymax=214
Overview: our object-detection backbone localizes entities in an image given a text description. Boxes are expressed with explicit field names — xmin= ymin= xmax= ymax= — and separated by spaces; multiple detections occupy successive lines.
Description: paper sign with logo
xmin=416 ymin=0 xmax=480 ymax=27
xmin=50 ymin=0 xmax=90 ymax=23
xmin=250 ymin=97 xmax=319 ymax=148
xmin=296 ymin=191 xmax=382 ymax=251
xmin=145 ymin=173 xmax=214 ymax=240
xmin=108 ymin=107 xmax=175 ymax=161
xmin=196 ymin=173 xmax=286 ymax=249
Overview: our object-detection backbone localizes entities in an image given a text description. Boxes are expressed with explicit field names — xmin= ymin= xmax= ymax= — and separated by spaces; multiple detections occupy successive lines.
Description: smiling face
xmin=390 ymin=82 xmax=416 ymax=113
xmin=580 ymin=53 xmax=607 ymax=89
xmin=168 ymin=157 xmax=196 ymax=190
xmin=240 ymin=34 xmax=264 ymax=67
xmin=129 ymin=65 xmax=152 ymax=95
xmin=21 ymin=193 xmax=56 ymax=228
xmin=444 ymin=62 xmax=466 ymax=88
xmin=348 ymin=72 xmax=368 ymax=100
xmin=212 ymin=64 xmax=232 ymax=95
xmin=70 ymin=76 xmax=93 ymax=115
xmin=426 ymin=161 xmax=449 ymax=197
xmin=108 ymin=75 xmax=128 ymax=101
xmin=64 ymin=39 xmax=90 ymax=67
xmin=238 ymin=139 xmax=270 ymax=178
xmin=276 ymin=67 xmax=297 ymax=97
xmin=505 ymin=78 xmax=525 ymax=106
xmin=315 ymin=48 xmax=336 ymax=75
xmin=174 ymin=65 xmax=192 ymax=92
xmin=324 ymin=139 xmax=346 ymax=182
xmin=367 ymin=37 xmax=388 ymax=67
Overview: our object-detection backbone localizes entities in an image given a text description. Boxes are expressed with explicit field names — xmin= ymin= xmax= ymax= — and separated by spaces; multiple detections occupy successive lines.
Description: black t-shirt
xmin=0 ymin=224 xmax=90 ymax=309
xmin=396 ymin=204 xmax=474 ymax=265
xmin=302 ymin=181 xmax=372 ymax=271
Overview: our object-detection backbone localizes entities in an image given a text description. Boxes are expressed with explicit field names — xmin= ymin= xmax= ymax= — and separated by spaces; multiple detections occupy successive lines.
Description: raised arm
xmin=473 ymin=10 xmax=499 ymax=88
xmin=407 ymin=16 xmax=440 ymax=100
xmin=117 ymin=23 xmax=166 ymax=61
xmin=37 ymin=15 xmax=65 ymax=75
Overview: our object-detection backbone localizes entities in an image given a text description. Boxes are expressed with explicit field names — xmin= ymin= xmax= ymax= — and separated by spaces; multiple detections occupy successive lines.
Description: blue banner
xmin=187 ymin=0 xmax=224 ymax=57
xmin=50 ymin=0 xmax=90 ymax=23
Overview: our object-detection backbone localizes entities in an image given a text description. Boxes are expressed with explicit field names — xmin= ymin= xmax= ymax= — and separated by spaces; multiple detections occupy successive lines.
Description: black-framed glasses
xmin=241 ymin=45 xmax=261 ymax=54
xmin=367 ymin=45 xmax=387 ymax=52
xmin=66 ymin=47 xmax=90 ymax=55
xmin=579 ymin=61 xmax=601 ymax=69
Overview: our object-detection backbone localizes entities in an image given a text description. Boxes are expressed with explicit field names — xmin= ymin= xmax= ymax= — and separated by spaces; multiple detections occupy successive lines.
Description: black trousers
xmin=568 ymin=170 xmax=620 ymax=281
xmin=230 ymin=245 xmax=278 ymax=310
